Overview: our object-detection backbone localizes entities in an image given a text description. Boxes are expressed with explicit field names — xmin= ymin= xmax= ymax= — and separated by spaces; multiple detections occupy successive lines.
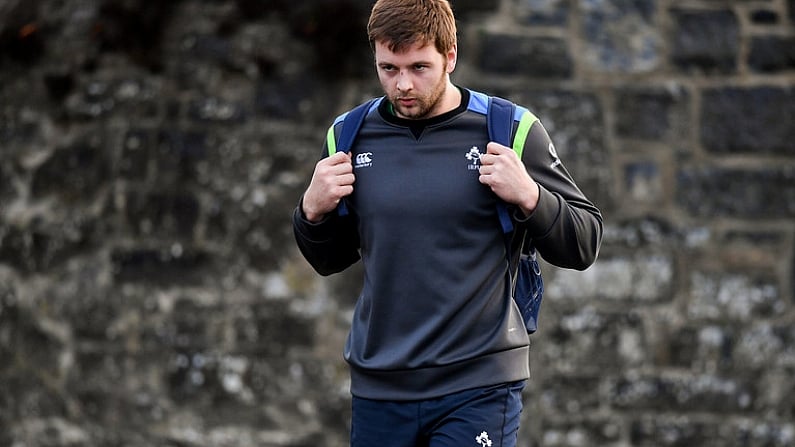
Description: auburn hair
xmin=367 ymin=0 xmax=457 ymax=54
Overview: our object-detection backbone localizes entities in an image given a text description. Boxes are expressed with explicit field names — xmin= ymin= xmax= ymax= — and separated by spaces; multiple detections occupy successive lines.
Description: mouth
xmin=397 ymin=98 xmax=416 ymax=107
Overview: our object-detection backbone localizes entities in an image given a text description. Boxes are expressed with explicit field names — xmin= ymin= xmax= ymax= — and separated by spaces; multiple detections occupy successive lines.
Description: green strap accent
xmin=326 ymin=124 xmax=337 ymax=157
xmin=512 ymin=111 xmax=538 ymax=160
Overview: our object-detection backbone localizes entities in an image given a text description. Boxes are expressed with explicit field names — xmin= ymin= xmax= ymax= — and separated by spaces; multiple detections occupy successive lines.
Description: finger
xmin=328 ymin=161 xmax=353 ymax=175
xmin=337 ymin=184 xmax=354 ymax=198
xmin=336 ymin=173 xmax=356 ymax=187
xmin=324 ymin=151 xmax=352 ymax=166
xmin=481 ymin=152 xmax=506 ymax=166
xmin=319 ymin=157 xmax=354 ymax=176
xmin=486 ymin=142 xmax=510 ymax=154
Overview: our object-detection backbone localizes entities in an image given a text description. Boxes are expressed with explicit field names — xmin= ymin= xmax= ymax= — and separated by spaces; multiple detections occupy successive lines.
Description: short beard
xmin=391 ymin=64 xmax=449 ymax=120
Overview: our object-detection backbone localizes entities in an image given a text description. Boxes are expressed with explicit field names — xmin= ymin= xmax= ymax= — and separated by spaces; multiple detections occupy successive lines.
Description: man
xmin=293 ymin=0 xmax=603 ymax=445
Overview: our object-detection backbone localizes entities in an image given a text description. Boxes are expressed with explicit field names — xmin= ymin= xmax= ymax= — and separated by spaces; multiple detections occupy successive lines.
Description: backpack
xmin=327 ymin=95 xmax=545 ymax=334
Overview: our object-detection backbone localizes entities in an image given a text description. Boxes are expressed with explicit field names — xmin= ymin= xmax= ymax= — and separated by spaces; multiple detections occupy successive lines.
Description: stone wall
xmin=0 ymin=0 xmax=793 ymax=446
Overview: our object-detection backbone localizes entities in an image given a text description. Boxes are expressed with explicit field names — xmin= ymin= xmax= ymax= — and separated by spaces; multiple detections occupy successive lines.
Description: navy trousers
xmin=350 ymin=380 xmax=525 ymax=447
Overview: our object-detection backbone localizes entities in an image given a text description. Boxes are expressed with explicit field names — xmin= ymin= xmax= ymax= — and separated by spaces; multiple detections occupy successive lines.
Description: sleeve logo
xmin=549 ymin=142 xmax=561 ymax=169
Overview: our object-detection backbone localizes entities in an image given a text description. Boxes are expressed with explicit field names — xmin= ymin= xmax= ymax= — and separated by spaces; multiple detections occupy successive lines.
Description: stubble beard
xmin=390 ymin=68 xmax=449 ymax=120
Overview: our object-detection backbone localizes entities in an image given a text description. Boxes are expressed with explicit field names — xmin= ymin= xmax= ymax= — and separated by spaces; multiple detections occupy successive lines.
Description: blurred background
xmin=1 ymin=0 xmax=794 ymax=446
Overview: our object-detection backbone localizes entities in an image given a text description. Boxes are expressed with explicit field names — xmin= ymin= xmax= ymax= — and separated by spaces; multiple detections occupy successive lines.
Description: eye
xmin=379 ymin=64 xmax=396 ymax=72
xmin=414 ymin=64 xmax=428 ymax=71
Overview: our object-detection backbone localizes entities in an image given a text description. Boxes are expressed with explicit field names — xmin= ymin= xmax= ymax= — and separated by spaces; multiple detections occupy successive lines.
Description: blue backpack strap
xmin=332 ymin=98 xmax=378 ymax=216
xmin=489 ymin=96 xmax=545 ymax=334
xmin=487 ymin=96 xmax=517 ymax=234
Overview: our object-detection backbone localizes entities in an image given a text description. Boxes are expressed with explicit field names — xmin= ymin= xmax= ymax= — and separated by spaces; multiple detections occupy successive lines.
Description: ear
xmin=446 ymin=44 xmax=457 ymax=73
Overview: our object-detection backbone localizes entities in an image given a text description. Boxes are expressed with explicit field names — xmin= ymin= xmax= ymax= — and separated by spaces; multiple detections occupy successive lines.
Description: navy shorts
xmin=350 ymin=380 xmax=526 ymax=447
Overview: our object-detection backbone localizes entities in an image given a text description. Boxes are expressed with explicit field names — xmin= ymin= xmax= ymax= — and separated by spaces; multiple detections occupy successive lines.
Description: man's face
xmin=374 ymin=40 xmax=456 ymax=120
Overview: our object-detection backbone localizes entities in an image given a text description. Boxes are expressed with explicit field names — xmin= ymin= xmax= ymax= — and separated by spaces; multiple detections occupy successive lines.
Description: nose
xmin=396 ymin=70 xmax=412 ymax=92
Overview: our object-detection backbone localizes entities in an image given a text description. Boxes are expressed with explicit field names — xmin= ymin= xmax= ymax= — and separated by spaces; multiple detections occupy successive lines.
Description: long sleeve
xmin=292 ymin=196 xmax=361 ymax=276
xmin=292 ymin=133 xmax=362 ymax=276
xmin=515 ymin=120 xmax=603 ymax=271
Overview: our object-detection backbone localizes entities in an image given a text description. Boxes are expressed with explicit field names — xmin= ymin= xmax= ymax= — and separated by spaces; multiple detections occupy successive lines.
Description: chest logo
xmin=355 ymin=152 xmax=373 ymax=169
xmin=475 ymin=431 xmax=493 ymax=446
xmin=465 ymin=146 xmax=482 ymax=171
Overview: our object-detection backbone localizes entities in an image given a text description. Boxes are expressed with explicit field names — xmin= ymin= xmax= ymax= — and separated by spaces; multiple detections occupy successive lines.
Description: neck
xmin=439 ymin=79 xmax=461 ymax=114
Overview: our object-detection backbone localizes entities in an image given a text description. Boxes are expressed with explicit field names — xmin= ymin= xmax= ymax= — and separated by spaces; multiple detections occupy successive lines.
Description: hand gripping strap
xmin=489 ymin=97 xmax=545 ymax=334
xmin=487 ymin=97 xmax=517 ymax=234
xmin=332 ymin=99 xmax=378 ymax=216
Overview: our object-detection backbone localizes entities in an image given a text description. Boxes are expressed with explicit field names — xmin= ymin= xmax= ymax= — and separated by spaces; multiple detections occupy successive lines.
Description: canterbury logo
xmin=354 ymin=152 xmax=373 ymax=169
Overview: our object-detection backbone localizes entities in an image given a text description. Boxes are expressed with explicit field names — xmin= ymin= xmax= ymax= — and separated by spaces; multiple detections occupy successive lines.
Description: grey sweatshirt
xmin=293 ymin=88 xmax=603 ymax=400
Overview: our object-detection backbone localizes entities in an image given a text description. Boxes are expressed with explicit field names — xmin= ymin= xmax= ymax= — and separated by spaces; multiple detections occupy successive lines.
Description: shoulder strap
xmin=331 ymin=99 xmax=377 ymax=156
xmin=487 ymin=97 xmax=518 ymax=234
xmin=487 ymin=96 xmax=539 ymax=234
xmin=487 ymin=96 xmax=516 ymax=147
xmin=329 ymin=96 xmax=535 ymax=220
xmin=329 ymin=98 xmax=378 ymax=215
